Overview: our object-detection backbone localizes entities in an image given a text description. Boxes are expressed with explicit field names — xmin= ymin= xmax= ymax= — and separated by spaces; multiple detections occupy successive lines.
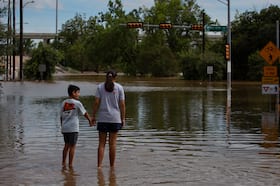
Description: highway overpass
xmin=15 ymin=33 xmax=58 ymax=43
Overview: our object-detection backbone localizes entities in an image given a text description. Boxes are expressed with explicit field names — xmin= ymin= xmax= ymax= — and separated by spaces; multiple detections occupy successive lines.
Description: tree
xmin=247 ymin=51 xmax=266 ymax=81
xmin=59 ymin=14 xmax=88 ymax=68
xmin=12 ymin=38 xmax=35 ymax=56
xmin=52 ymin=0 xmax=220 ymax=78
xmin=24 ymin=42 xmax=63 ymax=80
xmin=136 ymin=32 xmax=179 ymax=76
xmin=231 ymin=5 xmax=280 ymax=80
xmin=136 ymin=0 xmax=213 ymax=77
xmin=85 ymin=0 xmax=138 ymax=73
xmin=143 ymin=0 xmax=205 ymax=53
xmin=66 ymin=39 xmax=89 ymax=72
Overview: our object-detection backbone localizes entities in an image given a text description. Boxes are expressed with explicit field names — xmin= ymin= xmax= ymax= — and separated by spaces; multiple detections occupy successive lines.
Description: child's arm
xmin=84 ymin=112 xmax=93 ymax=126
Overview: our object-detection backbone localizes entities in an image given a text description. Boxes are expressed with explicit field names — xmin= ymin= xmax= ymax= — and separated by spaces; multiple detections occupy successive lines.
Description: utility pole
xmin=12 ymin=0 xmax=15 ymax=80
xmin=276 ymin=20 xmax=279 ymax=115
xmin=19 ymin=0 xmax=23 ymax=80
xmin=227 ymin=0 xmax=231 ymax=109
xmin=277 ymin=20 xmax=279 ymax=55
xmin=56 ymin=0 xmax=58 ymax=48
xmin=7 ymin=0 xmax=11 ymax=81
xmin=202 ymin=11 xmax=205 ymax=54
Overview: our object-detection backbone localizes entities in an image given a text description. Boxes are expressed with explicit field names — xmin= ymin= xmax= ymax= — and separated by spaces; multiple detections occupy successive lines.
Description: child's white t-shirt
xmin=60 ymin=98 xmax=87 ymax=133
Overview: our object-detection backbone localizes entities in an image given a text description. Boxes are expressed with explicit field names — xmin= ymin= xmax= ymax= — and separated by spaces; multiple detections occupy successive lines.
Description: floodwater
xmin=0 ymin=76 xmax=280 ymax=186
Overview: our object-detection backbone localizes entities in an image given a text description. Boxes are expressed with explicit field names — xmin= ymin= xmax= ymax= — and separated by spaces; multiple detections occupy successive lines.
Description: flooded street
xmin=0 ymin=77 xmax=280 ymax=185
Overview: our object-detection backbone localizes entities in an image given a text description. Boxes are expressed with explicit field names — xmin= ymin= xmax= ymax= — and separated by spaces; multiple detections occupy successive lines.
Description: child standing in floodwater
xmin=60 ymin=84 xmax=93 ymax=168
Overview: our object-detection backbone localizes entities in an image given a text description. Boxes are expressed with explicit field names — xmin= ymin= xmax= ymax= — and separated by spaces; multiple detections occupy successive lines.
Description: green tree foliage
xmin=24 ymin=43 xmax=63 ymax=80
xmin=5 ymin=0 xmax=280 ymax=81
xmin=131 ymin=0 xmax=207 ymax=77
xmin=59 ymin=14 xmax=88 ymax=68
xmin=85 ymin=0 xmax=140 ymax=73
xmin=247 ymin=51 xmax=266 ymax=81
xmin=231 ymin=5 xmax=280 ymax=80
xmin=136 ymin=32 xmax=179 ymax=76
xmin=181 ymin=50 xmax=225 ymax=81
xmin=54 ymin=0 xmax=213 ymax=78
xmin=181 ymin=51 xmax=200 ymax=80
xmin=202 ymin=51 xmax=225 ymax=80
xmin=144 ymin=0 xmax=204 ymax=53
xmin=11 ymin=38 xmax=36 ymax=56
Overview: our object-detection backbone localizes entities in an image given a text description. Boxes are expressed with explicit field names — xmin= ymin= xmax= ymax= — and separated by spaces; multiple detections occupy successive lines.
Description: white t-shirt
xmin=60 ymin=98 xmax=87 ymax=133
xmin=95 ymin=82 xmax=125 ymax=123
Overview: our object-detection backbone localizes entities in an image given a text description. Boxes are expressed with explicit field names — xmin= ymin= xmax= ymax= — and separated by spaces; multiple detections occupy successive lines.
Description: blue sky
xmin=17 ymin=0 xmax=280 ymax=33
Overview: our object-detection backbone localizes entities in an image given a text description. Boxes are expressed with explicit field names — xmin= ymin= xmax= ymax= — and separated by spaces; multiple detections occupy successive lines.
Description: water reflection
xmin=261 ymin=112 xmax=279 ymax=148
xmin=97 ymin=168 xmax=117 ymax=186
xmin=126 ymin=90 xmax=227 ymax=131
xmin=61 ymin=167 xmax=77 ymax=186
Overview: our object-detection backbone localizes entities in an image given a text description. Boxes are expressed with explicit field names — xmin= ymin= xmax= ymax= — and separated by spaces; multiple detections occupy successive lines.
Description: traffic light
xmin=191 ymin=24 xmax=203 ymax=31
xmin=159 ymin=23 xmax=172 ymax=29
xmin=225 ymin=44 xmax=230 ymax=60
xmin=127 ymin=22 xmax=143 ymax=28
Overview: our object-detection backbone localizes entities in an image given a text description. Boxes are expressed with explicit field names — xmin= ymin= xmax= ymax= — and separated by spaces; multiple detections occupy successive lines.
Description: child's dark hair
xmin=68 ymin=84 xmax=80 ymax=96
xmin=105 ymin=70 xmax=117 ymax=92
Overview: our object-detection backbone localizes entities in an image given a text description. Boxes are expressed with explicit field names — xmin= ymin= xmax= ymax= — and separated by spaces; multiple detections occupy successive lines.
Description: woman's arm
xmin=92 ymin=97 xmax=101 ymax=125
xmin=119 ymin=99 xmax=126 ymax=126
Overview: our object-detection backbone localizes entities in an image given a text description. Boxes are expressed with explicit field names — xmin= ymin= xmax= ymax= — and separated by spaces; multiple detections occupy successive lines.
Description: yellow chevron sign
xmin=262 ymin=76 xmax=279 ymax=84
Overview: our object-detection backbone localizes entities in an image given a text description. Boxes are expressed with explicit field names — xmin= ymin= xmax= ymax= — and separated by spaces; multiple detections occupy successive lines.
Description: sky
xmin=11 ymin=0 xmax=280 ymax=33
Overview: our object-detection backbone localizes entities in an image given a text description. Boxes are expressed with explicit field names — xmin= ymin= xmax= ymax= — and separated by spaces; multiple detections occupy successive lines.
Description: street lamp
xmin=19 ymin=0 xmax=34 ymax=81
xmin=12 ymin=0 xmax=15 ymax=80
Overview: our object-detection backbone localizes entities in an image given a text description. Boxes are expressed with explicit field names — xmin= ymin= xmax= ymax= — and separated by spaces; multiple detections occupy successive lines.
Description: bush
xmin=24 ymin=42 xmax=63 ymax=80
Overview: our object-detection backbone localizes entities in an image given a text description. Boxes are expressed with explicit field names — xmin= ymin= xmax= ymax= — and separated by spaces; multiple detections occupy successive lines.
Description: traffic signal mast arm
xmin=120 ymin=23 xmax=192 ymax=30
xmin=122 ymin=23 xmax=227 ymax=32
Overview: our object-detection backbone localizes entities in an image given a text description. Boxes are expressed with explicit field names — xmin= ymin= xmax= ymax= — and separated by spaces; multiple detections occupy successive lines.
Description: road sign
xmin=263 ymin=66 xmax=277 ymax=77
xmin=207 ymin=66 xmax=213 ymax=75
xmin=259 ymin=41 xmax=280 ymax=65
xmin=262 ymin=84 xmax=279 ymax=95
xmin=262 ymin=76 xmax=279 ymax=84
xmin=38 ymin=64 xmax=46 ymax=72
xmin=205 ymin=25 xmax=227 ymax=32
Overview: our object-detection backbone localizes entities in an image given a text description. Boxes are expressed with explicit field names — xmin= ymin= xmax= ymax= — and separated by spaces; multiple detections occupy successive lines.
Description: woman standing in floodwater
xmin=92 ymin=70 xmax=126 ymax=168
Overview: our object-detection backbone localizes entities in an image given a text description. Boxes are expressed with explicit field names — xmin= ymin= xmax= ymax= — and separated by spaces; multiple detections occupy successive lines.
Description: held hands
xmin=89 ymin=116 xmax=96 ymax=127
xmin=122 ymin=119 xmax=126 ymax=127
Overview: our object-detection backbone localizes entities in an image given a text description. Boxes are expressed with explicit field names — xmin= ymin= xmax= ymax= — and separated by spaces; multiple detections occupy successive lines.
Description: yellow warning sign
xmin=259 ymin=41 xmax=280 ymax=65
xmin=262 ymin=76 xmax=279 ymax=84
xmin=263 ymin=66 xmax=277 ymax=77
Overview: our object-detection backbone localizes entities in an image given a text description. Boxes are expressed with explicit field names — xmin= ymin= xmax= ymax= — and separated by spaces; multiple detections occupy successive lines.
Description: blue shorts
xmin=97 ymin=122 xmax=122 ymax=132
xmin=63 ymin=132 xmax=78 ymax=145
